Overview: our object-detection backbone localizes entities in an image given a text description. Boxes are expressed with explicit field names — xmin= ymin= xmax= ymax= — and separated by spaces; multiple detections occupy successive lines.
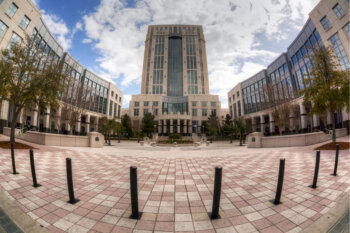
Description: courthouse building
xmin=0 ymin=0 xmax=122 ymax=134
xmin=228 ymin=0 xmax=349 ymax=134
xmin=129 ymin=25 xmax=221 ymax=136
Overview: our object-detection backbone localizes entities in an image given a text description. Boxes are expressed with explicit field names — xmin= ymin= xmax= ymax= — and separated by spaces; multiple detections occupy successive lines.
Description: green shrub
xmin=169 ymin=133 xmax=181 ymax=140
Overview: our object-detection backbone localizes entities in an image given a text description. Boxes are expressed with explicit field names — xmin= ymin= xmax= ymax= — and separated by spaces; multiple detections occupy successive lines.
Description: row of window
xmin=291 ymin=29 xmax=321 ymax=65
xmin=320 ymin=3 xmax=346 ymax=31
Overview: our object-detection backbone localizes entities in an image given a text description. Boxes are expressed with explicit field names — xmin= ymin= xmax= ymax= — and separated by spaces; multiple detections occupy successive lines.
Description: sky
xmin=32 ymin=0 xmax=320 ymax=108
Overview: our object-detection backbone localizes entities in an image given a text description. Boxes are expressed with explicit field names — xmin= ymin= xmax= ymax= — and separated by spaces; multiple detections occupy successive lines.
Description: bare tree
xmin=60 ymin=75 xmax=90 ymax=135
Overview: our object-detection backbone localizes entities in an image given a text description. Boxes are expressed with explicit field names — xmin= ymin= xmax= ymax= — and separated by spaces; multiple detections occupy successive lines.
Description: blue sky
xmin=32 ymin=0 xmax=319 ymax=108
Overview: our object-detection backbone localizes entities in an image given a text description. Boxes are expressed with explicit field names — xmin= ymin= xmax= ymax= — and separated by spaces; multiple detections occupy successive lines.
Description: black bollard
xmin=311 ymin=151 xmax=320 ymax=189
xmin=332 ymin=144 xmax=339 ymax=176
xmin=130 ymin=166 xmax=142 ymax=219
xmin=66 ymin=158 xmax=79 ymax=204
xmin=10 ymin=142 xmax=18 ymax=174
xmin=29 ymin=150 xmax=41 ymax=187
xmin=210 ymin=167 xmax=222 ymax=219
xmin=272 ymin=158 xmax=285 ymax=205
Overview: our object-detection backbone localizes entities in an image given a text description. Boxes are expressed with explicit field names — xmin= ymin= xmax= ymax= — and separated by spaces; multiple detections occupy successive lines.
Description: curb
xmin=301 ymin=191 xmax=350 ymax=233
xmin=0 ymin=192 xmax=51 ymax=233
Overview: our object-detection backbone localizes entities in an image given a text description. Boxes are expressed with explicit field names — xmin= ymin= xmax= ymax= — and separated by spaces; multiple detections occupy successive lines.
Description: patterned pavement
xmin=0 ymin=135 xmax=349 ymax=233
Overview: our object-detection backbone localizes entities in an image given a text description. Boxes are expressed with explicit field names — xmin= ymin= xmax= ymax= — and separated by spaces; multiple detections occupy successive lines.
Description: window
xmin=192 ymin=101 xmax=197 ymax=107
xmin=134 ymin=102 xmax=139 ymax=107
xmin=201 ymin=101 xmax=207 ymax=107
xmin=313 ymin=29 xmax=321 ymax=41
xmin=153 ymin=101 xmax=158 ymax=106
xmin=320 ymin=16 xmax=331 ymax=31
xmin=20 ymin=15 xmax=31 ymax=29
xmin=134 ymin=109 xmax=139 ymax=116
xmin=344 ymin=22 xmax=350 ymax=38
xmin=143 ymin=109 xmax=148 ymax=115
xmin=330 ymin=33 xmax=350 ymax=70
xmin=0 ymin=0 xmax=3 ymax=4
xmin=192 ymin=109 xmax=197 ymax=116
xmin=144 ymin=101 xmax=149 ymax=106
xmin=300 ymin=46 xmax=307 ymax=56
xmin=236 ymin=91 xmax=239 ymax=97
xmin=333 ymin=4 xmax=344 ymax=18
xmin=0 ymin=20 xmax=7 ymax=37
xmin=291 ymin=55 xmax=297 ymax=65
xmin=153 ymin=109 xmax=158 ymax=116
xmin=202 ymin=109 xmax=207 ymax=116
xmin=111 ymin=91 xmax=114 ymax=97
xmin=109 ymin=100 xmax=113 ymax=116
xmin=211 ymin=109 xmax=216 ymax=116
xmin=6 ymin=2 xmax=18 ymax=17
xmin=211 ymin=102 xmax=216 ymax=107
xmin=7 ymin=32 xmax=21 ymax=48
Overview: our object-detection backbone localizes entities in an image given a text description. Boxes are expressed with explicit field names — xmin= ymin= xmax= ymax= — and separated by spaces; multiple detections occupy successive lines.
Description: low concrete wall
xmin=248 ymin=128 xmax=348 ymax=148
xmin=2 ymin=127 xmax=104 ymax=147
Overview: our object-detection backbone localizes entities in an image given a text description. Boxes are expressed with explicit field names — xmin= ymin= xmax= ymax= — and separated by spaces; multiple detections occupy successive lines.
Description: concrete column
xmin=252 ymin=117 xmax=257 ymax=132
xmin=76 ymin=114 xmax=81 ymax=133
xmin=189 ymin=120 xmax=192 ymax=134
xmin=269 ymin=112 xmax=275 ymax=133
xmin=158 ymin=121 xmax=162 ymax=133
xmin=260 ymin=115 xmax=264 ymax=133
xmin=299 ymin=103 xmax=307 ymax=130
xmin=43 ymin=107 xmax=50 ymax=131
xmin=0 ymin=100 xmax=9 ymax=120
xmin=170 ymin=119 xmax=173 ymax=133
xmin=163 ymin=120 xmax=167 ymax=134
xmin=184 ymin=120 xmax=187 ymax=134
xmin=57 ymin=106 xmax=62 ymax=132
xmin=31 ymin=108 xmax=38 ymax=127
xmin=177 ymin=119 xmax=180 ymax=133
xmin=313 ymin=114 xmax=320 ymax=129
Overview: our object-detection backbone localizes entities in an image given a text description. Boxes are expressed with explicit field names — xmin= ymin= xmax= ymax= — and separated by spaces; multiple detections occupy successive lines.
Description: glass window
xmin=296 ymin=51 xmax=302 ymax=61
xmin=20 ymin=15 xmax=31 ymax=29
xmin=344 ymin=22 xmax=350 ymax=38
xmin=283 ymin=63 xmax=288 ymax=73
xmin=211 ymin=102 xmax=216 ymax=107
xmin=201 ymin=101 xmax=207 ymax=107
xmin=330 ymin=33 xmax=350 ymax=70
xmin=144 ymin=101 xmax=149 ymax=106
xmin=6 ymin=2 xmax=18 ymax=17
xmin=333 ymin=3 xmax=344 ymax=18
xmin=309 ymin=34 xmax=316 ymax=46
xmin=134 ymin=101 xmax=139 ymax=107
xmin=143 ymin=109 xmax=148 ymax=115
xmin=134 ymin=109 xmax=139 ymax=116
xmin=0 ymin=20 xmax=7 ymax=37
xmin=153 ymin=101 xmax=158 ymax=106
xmin=192 ymin=108 xmax=197 ymax=116
xmin=304 ymin=40 xmax=311 ymax=51
xmin=202 ymin=109 xmax=207 ymax=116
xmin=192 ymin=101 xmax=197 ymax=107
xmin=320 ymin=16 xmax=331 ymax=31
xmin=313 ymin=29 xmax=321 ymax=41
xmin=291 ymin=55 xmax=297 ymax=65
xmin=0 ymin=0 xmax=3 ymax=4
xmin=300 ymin=46 xmax=307 ymax=56
xmin=7 ymin=32 xmax=21 ymax=48
xmin=111 ymin=91 xmax=114 ymax=97
xmin=236 ymin=91 xmax=239 ymax=97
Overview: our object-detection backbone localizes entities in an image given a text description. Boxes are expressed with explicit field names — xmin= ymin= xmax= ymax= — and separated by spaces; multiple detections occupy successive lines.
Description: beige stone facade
xmin=227 ymin=82 xmax=244 ymax=121
xmin=130 ymin=25 xmax=221 ymax=135
xmin=0 ymin=0 xmax=123 ymax=134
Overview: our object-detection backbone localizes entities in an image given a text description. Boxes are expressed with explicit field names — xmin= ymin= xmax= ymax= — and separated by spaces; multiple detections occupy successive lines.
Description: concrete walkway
xmin=0 ymin=135 xmax=349 ymax=233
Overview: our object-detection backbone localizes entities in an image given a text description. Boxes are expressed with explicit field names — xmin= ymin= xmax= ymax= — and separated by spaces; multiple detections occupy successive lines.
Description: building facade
xmin=0 ymin=0 xmax=123 ymax=134
xmin=130 ymin=25 xmax=221 ymax=135
xmin=228 ymin=0 xmax=349 ymax=134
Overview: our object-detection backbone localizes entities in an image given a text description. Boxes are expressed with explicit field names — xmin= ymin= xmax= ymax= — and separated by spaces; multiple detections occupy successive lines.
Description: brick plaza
xmin=0 ymin=135 xmax=349 ymax=233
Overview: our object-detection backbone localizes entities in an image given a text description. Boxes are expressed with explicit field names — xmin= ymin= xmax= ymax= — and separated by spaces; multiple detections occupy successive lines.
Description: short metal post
xmin=311 ymin=151 xmax=320 ymax=189
xmin=130 ymin=166 xmax=141 ymax=219
xmin=273 ymin=158 xmax=285 ymax=205
xmin=29 ymin=150 xmax=40 ymax=187
xmin=332 ymin=144 xmax=339 ymax=176
xmin=66 ymin=158 xmax=79 ymax=204
xmin=11 ymin=142 xmax=18 ymax=174
xmin=210 ymin=166 xmax=222 ymax=219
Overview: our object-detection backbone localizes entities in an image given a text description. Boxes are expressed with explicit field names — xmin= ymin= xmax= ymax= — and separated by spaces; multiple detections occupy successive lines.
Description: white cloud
xmin=31 ymin=0 xmax=39 ymax=7
xmin=42 ymin=12 xmax=72 ymax=50
xmin=81 ymin=0 xmax=320 ymax=108
xmin=122 ymin=94 xmax=132 ymax=107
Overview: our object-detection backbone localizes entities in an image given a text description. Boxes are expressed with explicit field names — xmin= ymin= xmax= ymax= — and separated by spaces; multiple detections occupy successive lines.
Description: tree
xmin=98 ymin=116 xmax=119 ymax=145
xmin=207 ymin=113 xmax=220 ymax=135
xmin=222 ymin=114 xmax=233 ymax=136
xmin=207 ymin=127 xmax=217 ymax=143
xmin=234 ymin=117 xmax=246 ymax=146
xmin=60 ymin=72 xmax=90 ymax=135
xmin=121 ymin=114 xmax=132 ymax=138
xmin=300 ymin=47 xmax=350 ymax=143
xmin=142 ymin=112 xmax=156 ymax=137
xmin=0 ymin=35 xmax=65 ymax=143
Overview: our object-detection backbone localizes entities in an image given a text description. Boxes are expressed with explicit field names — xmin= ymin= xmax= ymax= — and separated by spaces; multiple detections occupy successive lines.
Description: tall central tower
xmin=130 ymin=25 xmax=220 ymax=136
xmin=141 ymin=25 xmax=209 ymax=96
